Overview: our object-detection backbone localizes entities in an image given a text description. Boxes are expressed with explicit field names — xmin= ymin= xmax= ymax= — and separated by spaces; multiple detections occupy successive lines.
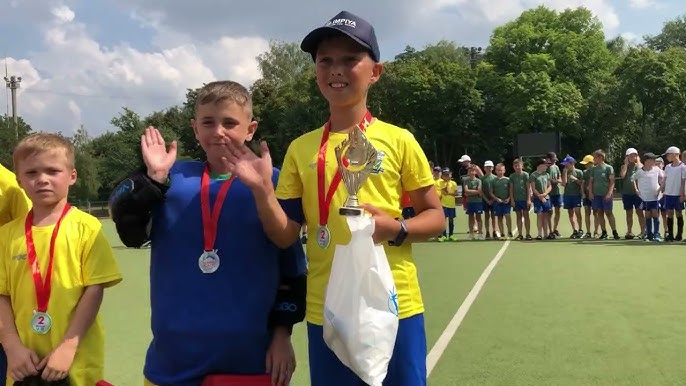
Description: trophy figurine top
xmin=335 ymin=124 xmax=378 ymax=216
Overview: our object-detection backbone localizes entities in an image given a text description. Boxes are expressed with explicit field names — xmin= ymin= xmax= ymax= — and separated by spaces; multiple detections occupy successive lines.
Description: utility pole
xmin=469 ymin=47 xmax=483 ymax=69
xmin=4 ymin=74 xmax=21 ymax=139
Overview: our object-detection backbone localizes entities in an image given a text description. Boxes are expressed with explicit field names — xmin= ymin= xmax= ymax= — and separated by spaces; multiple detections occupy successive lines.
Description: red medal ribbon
xmin=317 ymin=111 xmax=373 ymax=227
xmin=25 ymin=203 xmax=71 ymax=313
xmin=200 ymin=164 xmax=235 ymax=252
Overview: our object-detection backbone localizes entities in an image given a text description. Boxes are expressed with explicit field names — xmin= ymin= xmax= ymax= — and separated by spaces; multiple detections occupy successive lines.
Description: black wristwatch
xmin=388 ymin=218 xmax=408 ymax=247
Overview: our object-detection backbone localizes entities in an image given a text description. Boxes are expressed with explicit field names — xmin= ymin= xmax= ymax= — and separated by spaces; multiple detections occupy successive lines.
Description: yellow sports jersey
xmin=0 ymin=208 xmax=122 ymax=386
xmin=438 ymin=179 xmax=458 ymax=208
xmin=0 ymin=164 xmax=31 ymax=226
xmin=433 ymin=178 xmax=442 ymax=196
xmin=276 ymin=119 xmax=434 ymax=324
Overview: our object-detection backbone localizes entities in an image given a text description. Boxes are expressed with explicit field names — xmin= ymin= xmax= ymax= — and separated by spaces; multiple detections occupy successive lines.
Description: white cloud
xmin=51 ymin=4 xmax=74 ymax=23
xmin=3 ymin=4 xmax=268 ymax=136
xmin=629 ymin=0 xmax=657 ymax=9
xmin=3 ymin=0 xmax=621 ymax=136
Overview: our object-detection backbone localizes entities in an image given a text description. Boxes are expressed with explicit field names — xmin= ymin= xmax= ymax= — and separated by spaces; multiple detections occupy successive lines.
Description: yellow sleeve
xmin=10 ymin=187 xmax=31 ymax=220
xmin=400 ymin=131 xmax=433 ymax=191
xmin=81 ymin=228 xmax=122 ymax=288
xmin=0 ymin=227 xmax=10 ymax=296
xmin=448 ymin=181 xmax=458 ymax=194
xmin=275 ymin=142 xmax=303 ymax=200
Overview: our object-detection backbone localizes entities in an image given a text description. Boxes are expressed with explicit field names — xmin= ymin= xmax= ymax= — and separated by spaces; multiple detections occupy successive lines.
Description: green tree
xmin=71 ymin=125 xmax=101 ymax=201
xmin=645 ymin=15 xmax=686 ymax=51
xmin=616 ymin=47 xmax=686 ymax=150
xmin=0 ymin=116 xmax=32 ymax=169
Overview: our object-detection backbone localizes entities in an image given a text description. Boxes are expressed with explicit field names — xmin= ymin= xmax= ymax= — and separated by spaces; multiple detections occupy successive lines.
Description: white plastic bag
xmin=323 ymin=215 xmax=400 ymax=386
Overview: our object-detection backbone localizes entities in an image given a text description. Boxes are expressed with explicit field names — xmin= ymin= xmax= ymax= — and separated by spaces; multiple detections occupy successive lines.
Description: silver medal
xmin=198 ymin=250 xmax=220 ymax=273
xmin=316 ymin=225 xmax=331 ymax=249
xmin=30 ymin=311 xmax=52 ymax=334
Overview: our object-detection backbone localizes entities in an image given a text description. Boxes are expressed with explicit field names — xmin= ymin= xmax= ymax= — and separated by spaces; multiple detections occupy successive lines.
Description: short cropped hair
xmin=496 ymin=163 xmax=506 ymax=169
xmin=513 ymin=158 xmax=523 ymax=166
xmin=14 ymin=133 xmax=75 ymax=171
xmin=593 ymin=149 xmax=606 ymax=160
xmin=195 ymin=81 xmax=253 ymax=117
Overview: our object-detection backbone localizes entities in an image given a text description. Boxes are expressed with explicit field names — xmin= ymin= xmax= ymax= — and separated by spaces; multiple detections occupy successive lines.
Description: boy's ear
xmin=69 ymin=168 xmax=77 ymax=186
xmin=369 ymin=62 xmax=384 ymax=85
xmin=245 ymin=120 xmax=258 ymax=142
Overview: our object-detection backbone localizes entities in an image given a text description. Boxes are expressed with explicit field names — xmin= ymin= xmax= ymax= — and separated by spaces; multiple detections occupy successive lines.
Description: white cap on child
xmin=665 ymin=146 xmax=680 ymax=154
xmin=625 ymin=148 xmax=638 ymax=156
xmin=484 ymin=160 xmax=494 ymax=167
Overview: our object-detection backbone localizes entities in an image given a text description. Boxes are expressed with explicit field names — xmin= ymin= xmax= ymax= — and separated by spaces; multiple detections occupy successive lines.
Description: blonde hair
xmin=13 ymin=133 xmax=75 ymax=171
xmin=513 ymin=158 xmax=523 ymax=166
xmin=195 ymin=81 xmax=253 ymax=117
xmin=593 ymin=149 xmax=606 ymax=160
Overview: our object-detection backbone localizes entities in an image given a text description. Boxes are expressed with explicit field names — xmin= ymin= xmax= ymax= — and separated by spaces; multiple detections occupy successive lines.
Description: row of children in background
xmin=417 ymin=147 xmax=686 ymax=242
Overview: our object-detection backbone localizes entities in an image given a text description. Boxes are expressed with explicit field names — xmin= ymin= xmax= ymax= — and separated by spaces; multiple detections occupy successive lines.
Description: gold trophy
xmin=335 ymin=124 xmax=378 ymax=216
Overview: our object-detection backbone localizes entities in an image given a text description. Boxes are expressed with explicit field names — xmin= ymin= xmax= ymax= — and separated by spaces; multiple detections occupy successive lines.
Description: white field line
xmin=426 ymin=236 xmax=514 ymax=376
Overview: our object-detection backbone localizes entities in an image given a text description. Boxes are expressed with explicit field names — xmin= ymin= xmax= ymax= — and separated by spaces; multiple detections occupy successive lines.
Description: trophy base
xmin=339 ymin=206 xmax=364 ymax=216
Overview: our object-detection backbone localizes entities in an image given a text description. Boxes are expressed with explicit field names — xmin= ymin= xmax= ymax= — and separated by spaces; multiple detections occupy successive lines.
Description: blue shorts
xmin=622 ymin=194 xmax=643 ymax=210
xmin=549 ymin=194 xmax=563 ymax=208
xmin=642 ymin=200 xmax=659 ymax=211
xmin=443 ymin=207 xmax=456 ymax=218
xmin=0 ymin=347 xmax=5 ymax=383
xmin=663 ymin=195 xmax=684 ymax=211
xmin=466 ymin=202 xmax=483 ymax=215
xmin=483 ymin=200 xmax=494 ymax=212
xmin=402 ymin=207 xmax=415 ymax=219
xmin=659 ymin=196 xmax=666 ymax=211
xmin=308 ymin=314 xmax=427 ymax=386
xmin=592 ymin=196 xmax=613 ymax=211
xmin=563 ymin=195 xmax=582 ymax=209
xmin=533 ymin=198 xmax=552 ymax=214
xmin=514 ymin=200 xmax=529 ymax=212
xmin=583 ymin=198 xmax=593 ymax=207
xmin=494 ymin=202 xmax=511 ymax=216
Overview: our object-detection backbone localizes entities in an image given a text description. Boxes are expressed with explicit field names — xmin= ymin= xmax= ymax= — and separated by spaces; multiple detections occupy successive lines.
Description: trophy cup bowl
xmin=335 ymin=126 xmax=378 ymax=216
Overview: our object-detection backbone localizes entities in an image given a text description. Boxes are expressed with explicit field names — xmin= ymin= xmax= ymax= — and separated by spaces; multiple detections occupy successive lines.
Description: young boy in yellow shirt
xmin=0 ymin=163 xmax=32 ymax=383
xmin=0 ymin=133 xmax=122 ymax=386
xmin=219 ymin=10 xmax=444 ymax=386
xmin=438 ymin=168 xmax=458 ymax=241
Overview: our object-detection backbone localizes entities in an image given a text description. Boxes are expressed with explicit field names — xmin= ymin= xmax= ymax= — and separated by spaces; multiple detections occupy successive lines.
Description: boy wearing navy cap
xmin=220 ymin=10 xmax=445 ymax=386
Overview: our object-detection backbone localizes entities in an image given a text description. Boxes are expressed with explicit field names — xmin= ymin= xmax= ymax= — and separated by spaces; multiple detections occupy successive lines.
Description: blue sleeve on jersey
xmin=272 ymin=167 xmax=305 ymax=224
xmin=279 ymin=198 xmax=304 ymax=224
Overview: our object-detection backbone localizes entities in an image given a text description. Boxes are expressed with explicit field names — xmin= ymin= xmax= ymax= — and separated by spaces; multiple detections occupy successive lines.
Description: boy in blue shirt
xmin=109 ymin=81 xmax=306 ymax=386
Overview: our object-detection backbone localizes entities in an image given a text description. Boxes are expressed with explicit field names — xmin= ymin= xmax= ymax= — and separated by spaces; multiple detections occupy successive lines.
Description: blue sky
xmin=1 ymin=0 xmax=683 ymax=136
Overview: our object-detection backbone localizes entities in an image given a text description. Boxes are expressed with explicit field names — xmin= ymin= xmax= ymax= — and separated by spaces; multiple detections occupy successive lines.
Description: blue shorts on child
xmin=443 ymin=207 xmax=456 ymax=218
xmin=643 ymin=201 xmax=659 ymax=211
xmin=563 ymin=195 xmax=582 ymax=210
xmin=533 ymin=197 xmax=552 ymax=214
xmin=494 ymin=202 xmax=511 ymax=216
xmin=466 ymin=202 xmax=483 ymax=215
xmin=307 ymin=314 xmax=427 ymax=386
xmin=514 ymin=200 xmax=529 ymax=212
xmin=592 ymin=196 xmax=613 ymax=211
xmin=663 ymin=195 xmax=684 ymax=211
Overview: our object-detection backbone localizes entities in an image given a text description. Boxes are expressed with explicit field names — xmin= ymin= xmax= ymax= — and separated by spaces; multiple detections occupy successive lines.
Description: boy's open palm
xmin=221 ymin=141 xmax=273 ymax=190
xmin=142 ymin=127 xmax=177 ymax=183
xmin=6 ymin=343 xmax=40 ymax=381
xmin=38 ymin=342 xmax=77 ymax=382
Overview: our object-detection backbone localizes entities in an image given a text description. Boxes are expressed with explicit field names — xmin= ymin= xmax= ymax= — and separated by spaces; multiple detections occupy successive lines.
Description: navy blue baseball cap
xmin=301 ymin=11 xmax=380 ymax=62
xmin=560 ymin=155 xmax=576 ymax=166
